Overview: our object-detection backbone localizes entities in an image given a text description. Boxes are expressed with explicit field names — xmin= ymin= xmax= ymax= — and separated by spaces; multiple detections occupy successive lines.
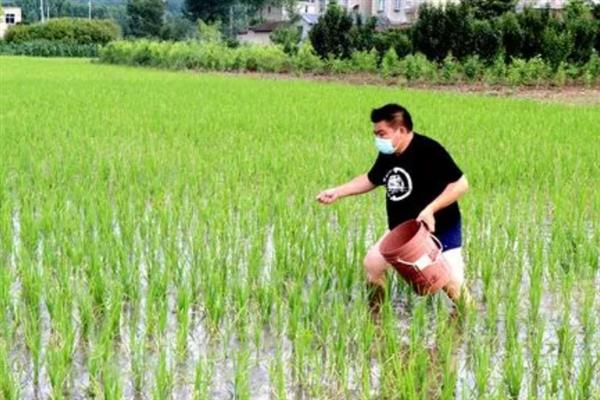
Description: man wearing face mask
xmin=316 ymin=103 xmax=471 ymax=314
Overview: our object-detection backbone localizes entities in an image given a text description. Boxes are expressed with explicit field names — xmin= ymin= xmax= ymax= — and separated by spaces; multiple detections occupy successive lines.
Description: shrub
xmin=374 ymin=29 xmax=412 ymax=59
xmin=309 ymin=2 xmax=353 ymax=59
xmin=507 ymin=56 xmax=551 ymax=86
xmin=581 ymin=51 xmax=600 ymax=83
xmin=552 ymin=62 xmax=568 ymax=87
xmin=483 ymin=53 xmax=507 ymax=85
xmin=516 ymin=8 xmax=549 ymax=60
xmin=0 ymin=39 xmax=100 ymax=57
xmin=349 ymin=15 xmax=378 ymax=53
xmin=471 ymin=19 xmax=501 ymax=62
xmin=440 ymin=53 xmax=461 ymax=83
xmin=4 ymin=18 xmax=120 ymax=45
xmin=412 ymin=4 xmax=450 ymax=62
xmin=350 ymin=48 xmax=378 ymax=73
xmin=542 ymin=24 xmax=573 ymax=69
xmin=325 ymin=55 xmax=353 ymax=74
xmin=270 ymin=24 xmax=302 ymax=55
xmin=291 ymin=42 xmax=324 ymax=74
xmin=164 ymin=41 xmax=204 ymax=69
xmin=99 ymin=40 xmax=136 ymax=64
xmin=380 ymin=47 xmax=401 ymax=78
xmin=400 ymin=53 xmax=437 ymax=82
xmin=236 ymin=45 xmax=290 ymax=73
xmin=462 ymin=55 xmax=484 ymax=81
xmin=498 ymin=12 xmax=524 ymax=61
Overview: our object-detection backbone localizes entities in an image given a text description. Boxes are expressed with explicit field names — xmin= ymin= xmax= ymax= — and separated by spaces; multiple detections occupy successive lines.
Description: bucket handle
xmin=392 ymin=226 xmax=444 ymax=267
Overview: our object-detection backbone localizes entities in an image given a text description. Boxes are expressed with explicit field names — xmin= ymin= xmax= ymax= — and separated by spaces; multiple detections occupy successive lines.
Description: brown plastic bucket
xmin=379 ymin=219 xmax=450 ymax=296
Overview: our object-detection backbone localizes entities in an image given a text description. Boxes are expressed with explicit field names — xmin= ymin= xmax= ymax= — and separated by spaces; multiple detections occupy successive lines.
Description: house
xmin=517 ymin=0 xmax=600 ymax=14
xmin=350 ymin=0 xmax=459 ymax=26
xmin=0 ymin=6 xmax=22 ymax=39
xmin=238 ymin=2 xmax=322 ymax=44
xmin=237 ymin=0 xmax=465 ymax=44
xmin=236 ymin=20 xmax=289 ymax=45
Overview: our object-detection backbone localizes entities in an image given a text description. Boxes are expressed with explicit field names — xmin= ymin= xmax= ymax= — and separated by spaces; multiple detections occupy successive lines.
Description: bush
xmin=498 ymin=12 xmax=524 ymax=60
xmin=517 ymin=8 xmax=549 ymax=60
xmin=236 ymin=45 xmax=290 ymax=73
xmin=400 ymin=53 xmax=437 ymax=82
xmin=164 ymin=41 xmax=204 ymax=69
xmin=507 ymin=56 xmax=551 ymax=86
xmin=552 ymin=62 xmax=568 ymax=87
xmin=412 ymin=4 xmax=450 ymax=62
xmin=99 ymin=40 xmax=135 ymax=64
xmin=350 ymin=48 xmax=378 ymax=73
xmin=349 ymin=15 xmax=377 ymax=53
xmin=440 ymin=53 xmax=461 ymax=83
xmin=483 ymin=53 xmax=507 ymax=85
xmin=541 ymin=23 xmax=573 ymax=69
xmin=471 ymin=19 xmax=501 ymax=62
xmin=309 ymin=2 xmax=353 ymax=59
xmin=374 ymin=29 xmax=412 ymax=59
xmin=160 ymin=15 xmax=195 ymax=41
xmin=325 ymin=55 xmax=353 ymax=74
xmin=582 ymin=51 xmax=600 ymax=83
xmin=270 ymin=24 xmax=302 ymax=55
xmin=291 ymin=42 xmax=325 ymax=73
xmin=197 ymin=20 xmax=222 ymax=43
xmin=462 ymin=55 xmax=484 ymax=81
xmin=4 ymin=18 xmax=120 ymax=45
xmin=565 ymin=17 xmax=596 ymax=64
xmin=0 ymin=39 xmax=100 ymax=57
xmin=380 ymin=47 xmax=401 ymax=78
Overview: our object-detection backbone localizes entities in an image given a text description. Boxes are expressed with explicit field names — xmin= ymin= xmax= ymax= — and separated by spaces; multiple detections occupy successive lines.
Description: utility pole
xmin=229 ymin=5 xmax=234 ymax=39
xmin=88 ymin=0 xmax=92 ymax=19
xmin=39 ymin=0 xmax=44 ymax=22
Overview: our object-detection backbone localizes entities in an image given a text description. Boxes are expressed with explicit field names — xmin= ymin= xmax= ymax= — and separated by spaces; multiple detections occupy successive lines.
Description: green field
xmin=0 ymin=56 xmax=599 ymax=399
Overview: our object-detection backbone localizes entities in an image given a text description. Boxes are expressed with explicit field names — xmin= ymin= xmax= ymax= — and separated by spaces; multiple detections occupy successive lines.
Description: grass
xmin=0 ymin=55 xmax=599 ymax=398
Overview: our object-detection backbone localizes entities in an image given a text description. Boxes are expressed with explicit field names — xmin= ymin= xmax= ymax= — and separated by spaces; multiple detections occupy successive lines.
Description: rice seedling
xmin=0 ymin=55 xmax=598 ymax=398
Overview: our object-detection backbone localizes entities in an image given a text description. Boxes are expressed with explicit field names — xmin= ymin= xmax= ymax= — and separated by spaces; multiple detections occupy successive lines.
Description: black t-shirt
xmin=367 ymin=132 xmax=463 ymax=236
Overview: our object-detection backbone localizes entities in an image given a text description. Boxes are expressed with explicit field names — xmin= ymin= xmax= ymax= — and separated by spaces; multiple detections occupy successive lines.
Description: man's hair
xmin=370 ymin=104 xmax=413 ymax=131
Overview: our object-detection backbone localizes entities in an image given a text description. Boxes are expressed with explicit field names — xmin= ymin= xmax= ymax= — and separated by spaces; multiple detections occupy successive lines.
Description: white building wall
xmin=0 ymin=7 xmax=22 ymax=39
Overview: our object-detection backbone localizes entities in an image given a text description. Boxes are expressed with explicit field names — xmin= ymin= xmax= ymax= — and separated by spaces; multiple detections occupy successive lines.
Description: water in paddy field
xmin=4 ymin=208 xmax=599 ymax=400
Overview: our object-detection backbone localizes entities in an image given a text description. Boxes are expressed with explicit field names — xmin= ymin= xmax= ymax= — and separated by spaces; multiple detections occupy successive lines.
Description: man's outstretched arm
xmin=316 ymin=174 xmax=376 ymax=205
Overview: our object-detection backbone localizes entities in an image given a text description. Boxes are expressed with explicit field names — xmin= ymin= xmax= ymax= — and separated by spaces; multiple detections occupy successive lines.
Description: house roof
xmin=249 ymin=20 xmax=288 ymax=33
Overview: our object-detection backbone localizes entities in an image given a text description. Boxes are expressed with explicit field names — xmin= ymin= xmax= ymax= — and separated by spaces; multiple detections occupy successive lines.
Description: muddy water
xmin=5 ymin=213 xmax=599 ymax=399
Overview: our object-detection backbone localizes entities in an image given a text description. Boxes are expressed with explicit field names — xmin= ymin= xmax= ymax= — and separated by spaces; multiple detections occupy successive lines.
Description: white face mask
xmin=375 ymin=136 xmax=396 ymax=154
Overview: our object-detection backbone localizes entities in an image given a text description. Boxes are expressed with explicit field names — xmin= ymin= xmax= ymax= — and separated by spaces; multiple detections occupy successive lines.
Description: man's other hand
xmin=417 ymin=207 xmax=436 ymax=232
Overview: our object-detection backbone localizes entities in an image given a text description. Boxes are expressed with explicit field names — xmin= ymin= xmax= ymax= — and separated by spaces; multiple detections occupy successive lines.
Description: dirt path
xmin=204 ymin=70 xmax=600 ymax=106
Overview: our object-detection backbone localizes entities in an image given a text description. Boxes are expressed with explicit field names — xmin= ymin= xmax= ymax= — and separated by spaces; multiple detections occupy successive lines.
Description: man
xmin=316 ymin=104 xmax=470 ymax=313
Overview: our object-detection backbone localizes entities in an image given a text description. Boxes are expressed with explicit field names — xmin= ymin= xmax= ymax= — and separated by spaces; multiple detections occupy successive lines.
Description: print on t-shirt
xmin=384 ymin=167 xmax=412 ymax=201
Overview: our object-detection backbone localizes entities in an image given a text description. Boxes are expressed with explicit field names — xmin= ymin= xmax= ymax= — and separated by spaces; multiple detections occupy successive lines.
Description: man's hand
xmin=316 ymin=188 xmax=339 ymax=205
xmin=417 ymin=206 xmax=435 ymax=232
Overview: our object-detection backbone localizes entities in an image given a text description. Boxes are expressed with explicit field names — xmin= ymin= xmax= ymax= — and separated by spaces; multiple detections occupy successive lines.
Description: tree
xmin=516 ymin=7 xmax=549 ymax=59
xmin=184 ymin=0 xmax=235 ymax=23
xmin=498 ymin=12 xmax=524 ymax=60
xmin=463 ymin=0 xmax=516 ymax=19
xmin=412 ymin=4 xmax=449 ymax=61
xmin=349 ymin=14 xmax=377 ymax=53
xmin=471 ymin=19 xmax=501 ymax=62
xmin=564 ymin=0 xmax=596 ymax=63
xmin=127 ymin=0 xmax=165 ymax=38
xmin=309 ymin=2 xmax=353 ymax=59
xmin=270 ymin=24 xmax=302 ymax=54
